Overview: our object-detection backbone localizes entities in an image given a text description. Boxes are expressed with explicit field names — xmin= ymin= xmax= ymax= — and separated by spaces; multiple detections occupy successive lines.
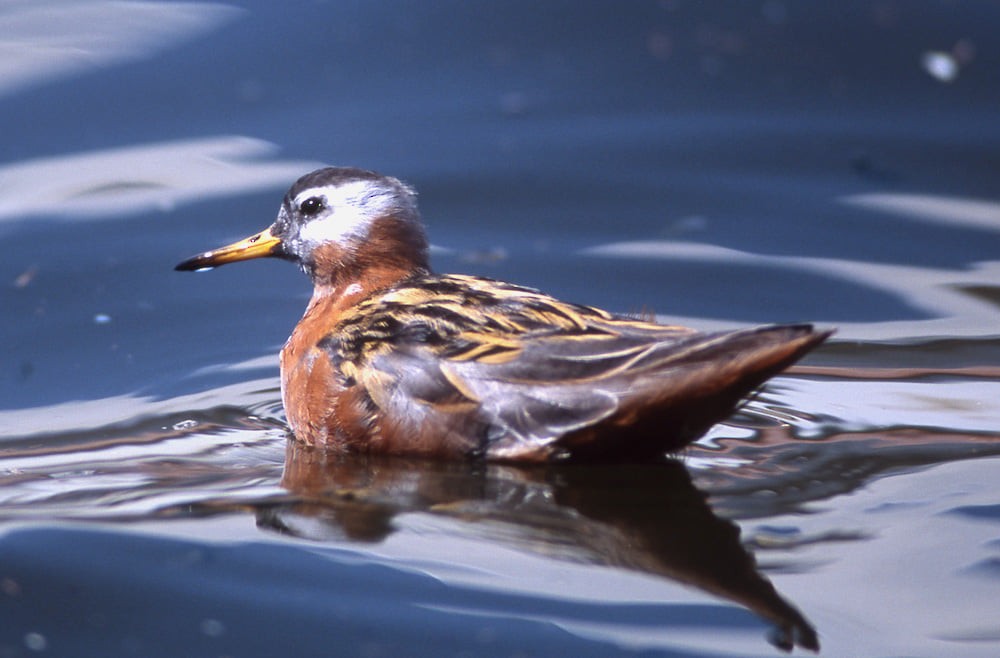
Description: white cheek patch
xmin=295 ymin=181 xmax=398 ymax=247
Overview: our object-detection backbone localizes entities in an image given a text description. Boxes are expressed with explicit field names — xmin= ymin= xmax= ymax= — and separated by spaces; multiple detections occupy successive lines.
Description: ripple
xmin=0 ymin=1 xmax=240 ymax=96
xmin=583 ymin=239 xmax=1000 ymax=340
xmin=0 ymin=136 xmax=322 ymax=221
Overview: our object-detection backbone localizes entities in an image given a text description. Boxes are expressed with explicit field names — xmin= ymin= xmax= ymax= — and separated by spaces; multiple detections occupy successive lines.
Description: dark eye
xmin=298 ymin=196 xmax=324 ymax=216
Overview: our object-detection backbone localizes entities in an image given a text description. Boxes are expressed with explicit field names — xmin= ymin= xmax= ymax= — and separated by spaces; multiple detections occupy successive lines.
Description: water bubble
xmin=1 ymin=577 xmax=21 ymax=596
xmin=24 ymin=632 xmax=47 ymax=652
xmin=200 ymin=618 xmax=225 ymax=637
xmin=922 ymin=51 xmax=959 ymax=82
xmin=13 ymin=266 xmax=38 ymax=288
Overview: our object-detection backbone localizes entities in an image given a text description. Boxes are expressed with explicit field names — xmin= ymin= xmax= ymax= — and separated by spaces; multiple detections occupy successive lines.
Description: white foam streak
xmin=0 ymin=136 xmax=322 ymax=221
xmin=582 ymin=240 xmax=1000 ymax=341
xmin=0 ymin=1 xmax=241 ymax=96
xmin=0 ymin=375 xmax=277 ymax=441
xmin=842 ymin=193 xmax=1000 ymax=232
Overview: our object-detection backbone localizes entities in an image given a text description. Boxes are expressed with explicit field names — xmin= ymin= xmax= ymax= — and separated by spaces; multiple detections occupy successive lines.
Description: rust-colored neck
xmin=304 ymin=213 xmax=429 ymax=291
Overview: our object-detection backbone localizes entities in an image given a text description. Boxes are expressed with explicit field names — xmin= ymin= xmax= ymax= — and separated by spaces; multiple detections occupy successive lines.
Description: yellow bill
xmin=175 ymin=226 xmax=281 ymax=271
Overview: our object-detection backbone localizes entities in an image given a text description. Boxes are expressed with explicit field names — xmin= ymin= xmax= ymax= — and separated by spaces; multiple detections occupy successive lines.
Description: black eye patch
xmin=298 ymin=196 xmax=325 ymax=216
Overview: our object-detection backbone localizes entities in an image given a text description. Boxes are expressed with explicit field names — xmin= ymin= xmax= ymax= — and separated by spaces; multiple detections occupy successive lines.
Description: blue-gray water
xmin=2 ymin=2 xmax=999 ymax=656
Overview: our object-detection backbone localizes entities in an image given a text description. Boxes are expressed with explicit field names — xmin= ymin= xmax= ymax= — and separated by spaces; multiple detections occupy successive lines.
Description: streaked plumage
xmin=177 ymin=167 xmax=830 ymax=462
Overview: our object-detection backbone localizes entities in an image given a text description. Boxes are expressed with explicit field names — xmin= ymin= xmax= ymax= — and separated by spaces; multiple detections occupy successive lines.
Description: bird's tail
xmin=556 ymin=324 xmax=832 ymax=461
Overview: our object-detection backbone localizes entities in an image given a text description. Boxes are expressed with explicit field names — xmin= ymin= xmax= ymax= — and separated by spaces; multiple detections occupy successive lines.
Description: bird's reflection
xmin=258 ymin=440 xmax=818 ymax=652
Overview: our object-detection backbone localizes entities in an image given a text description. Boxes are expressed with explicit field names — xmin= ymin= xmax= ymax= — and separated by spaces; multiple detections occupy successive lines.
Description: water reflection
xmin=689 ymin=421 xmax=1000 ymax=525
xmin=4 ymin=375 xmax=1000 ymax=653
xmin=583 ymin=238 xmax=1000 ymax=341
xmin=257 ymin=442 xmax=819 ymax=652
xmin=0 ymin=1 xmax=240 ymax=96
xmin=842 ymin=192 xmax=1000 ymax=233
xmin=0 ymin=136 xmax=319 ymax=221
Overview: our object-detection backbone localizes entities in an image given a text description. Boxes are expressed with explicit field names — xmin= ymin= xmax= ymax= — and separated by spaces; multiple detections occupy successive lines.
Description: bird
xmin=176 ymin=167 xmax=831 ymax=462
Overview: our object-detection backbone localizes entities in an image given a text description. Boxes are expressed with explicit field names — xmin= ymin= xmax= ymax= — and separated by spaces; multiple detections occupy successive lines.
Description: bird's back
xmin=306 ymin=274 xmax=829 ymax=461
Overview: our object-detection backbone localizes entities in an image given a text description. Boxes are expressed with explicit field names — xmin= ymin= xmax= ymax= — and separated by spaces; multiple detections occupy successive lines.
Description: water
xmin=2 ymin=1 xmax=999 ymax=656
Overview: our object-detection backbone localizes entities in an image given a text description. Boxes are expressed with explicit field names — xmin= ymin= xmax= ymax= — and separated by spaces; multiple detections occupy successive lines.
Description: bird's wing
xmin=333 ymin=274 xmax=827 ymax=460
xmin=416 ymin=324 xmax=754 ymax=458
xmin=338 ymin=278 xmax=701 ymax=457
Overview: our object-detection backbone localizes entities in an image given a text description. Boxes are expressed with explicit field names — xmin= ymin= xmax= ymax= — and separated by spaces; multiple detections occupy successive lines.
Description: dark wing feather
xmin=433 ymin=324 xmax=829 ymax=460
xmin=336 ymin=274 xmax=829 ymax=460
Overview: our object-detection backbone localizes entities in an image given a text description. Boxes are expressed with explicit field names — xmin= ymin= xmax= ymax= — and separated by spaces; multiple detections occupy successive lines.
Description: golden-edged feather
xmin=312 ymin=274 xmax=829 ymax=461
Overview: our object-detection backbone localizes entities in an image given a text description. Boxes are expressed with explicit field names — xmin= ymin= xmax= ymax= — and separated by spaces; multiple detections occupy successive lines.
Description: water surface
xmin=2 ymin=2 xmax=1000 ymax=656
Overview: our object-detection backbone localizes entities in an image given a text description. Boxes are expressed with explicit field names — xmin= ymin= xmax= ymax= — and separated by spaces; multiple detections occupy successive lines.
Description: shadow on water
xmin=179 ymin=442 xmax=819 ymax=652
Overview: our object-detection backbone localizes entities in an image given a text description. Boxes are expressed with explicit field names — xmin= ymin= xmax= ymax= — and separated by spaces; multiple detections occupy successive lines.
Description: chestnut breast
xmin=279 ymin=285 xmax=373 ymax=449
